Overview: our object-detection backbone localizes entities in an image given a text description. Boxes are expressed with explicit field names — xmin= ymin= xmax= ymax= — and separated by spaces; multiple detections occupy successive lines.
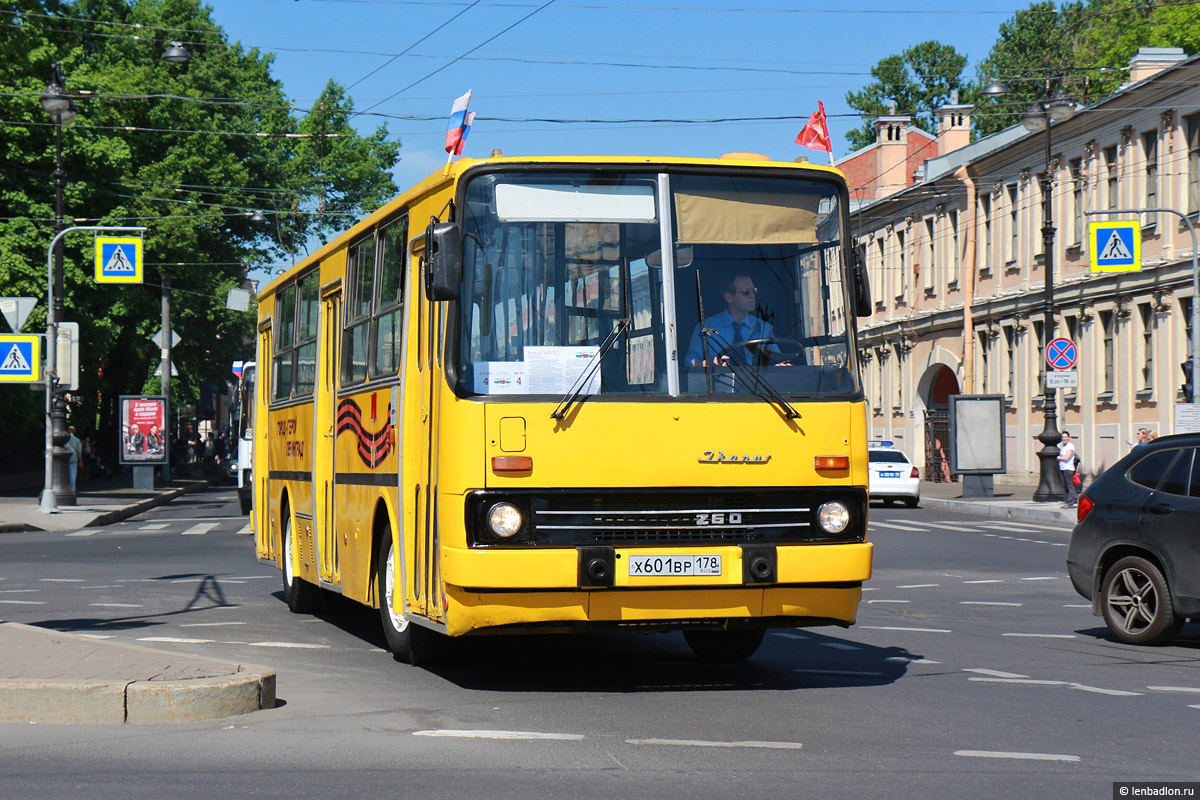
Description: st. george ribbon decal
xmin=336 ymin=398 xmax=395 ymax=468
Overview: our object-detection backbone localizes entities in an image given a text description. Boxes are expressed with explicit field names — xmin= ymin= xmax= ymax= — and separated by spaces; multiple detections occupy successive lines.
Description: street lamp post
xmin=984 ymin=78 xmax=1077 ymax=502
xmin=39 ymin=62 xmax=78 ymax=509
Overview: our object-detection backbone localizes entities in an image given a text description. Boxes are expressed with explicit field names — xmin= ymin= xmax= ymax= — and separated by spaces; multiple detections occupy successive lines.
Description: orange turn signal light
xmin=814 ymin=455 xmax=850 ymax=470
xmin=492 ymin=456 xmax=533 ymax=472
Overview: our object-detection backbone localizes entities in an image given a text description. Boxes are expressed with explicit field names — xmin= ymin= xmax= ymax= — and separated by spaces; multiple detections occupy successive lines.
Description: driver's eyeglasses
xmin=732 ymin=288 xmax=758 ymax=296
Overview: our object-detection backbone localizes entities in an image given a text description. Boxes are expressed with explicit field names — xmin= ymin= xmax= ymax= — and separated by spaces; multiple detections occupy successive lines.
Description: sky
xmin=196 ymin=0 xmax=1025 ymax=275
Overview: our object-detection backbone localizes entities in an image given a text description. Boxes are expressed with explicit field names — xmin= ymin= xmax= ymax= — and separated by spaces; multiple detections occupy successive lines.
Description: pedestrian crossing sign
xmin=95 ymin=236 xmax=143 ymax=284
xmin=0 ymin=334 xmax=41 ymax=382
xmin=1089 ymin=220 xmax=1141 ymax=273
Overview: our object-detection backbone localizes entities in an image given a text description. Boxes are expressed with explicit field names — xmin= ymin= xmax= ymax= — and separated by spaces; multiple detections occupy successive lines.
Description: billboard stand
xmin=948 ymin=394 xmax=1008 ymax=499
xmin=133 ymin=465 xmax=156 ymax=490
xmin=962 ymin=473 xmax=994 ymax=499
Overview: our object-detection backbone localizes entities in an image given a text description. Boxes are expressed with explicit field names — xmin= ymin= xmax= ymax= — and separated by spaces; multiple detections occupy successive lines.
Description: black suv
xmin=1066 ymin=432 xmax=1200 ymax=645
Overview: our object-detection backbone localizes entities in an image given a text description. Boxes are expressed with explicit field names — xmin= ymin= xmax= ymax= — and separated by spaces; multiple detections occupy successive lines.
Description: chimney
xmin=935 ymin=91 xmax=973 ymax=157
xmin=1128 ymin=47 xmax=1186 ymax=85
xmin=875 ymin=105 xmax=911 ymax=199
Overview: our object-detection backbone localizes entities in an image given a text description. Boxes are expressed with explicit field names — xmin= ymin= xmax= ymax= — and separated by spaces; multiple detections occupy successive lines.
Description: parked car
xmin=1066 ymin=432 xmax=1200 ymax=645
xmin=867 ymin=441 xmax=920 ymax=508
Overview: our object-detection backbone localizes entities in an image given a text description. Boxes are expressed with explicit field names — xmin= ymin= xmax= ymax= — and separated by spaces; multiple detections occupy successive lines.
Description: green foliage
xmin=0 ymin=0 xmax=400 ymax=469
xmin=844 ymin=41 xmax=970 ymax=151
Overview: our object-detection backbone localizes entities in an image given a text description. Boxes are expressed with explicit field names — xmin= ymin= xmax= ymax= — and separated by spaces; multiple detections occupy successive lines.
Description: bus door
xmin=316 ymin=281 xmax=342 ymax=587
xmin=255 ymin=320 xmax=273 ymax=562
xmin=406 ymin=244 xmax=444 ymax=625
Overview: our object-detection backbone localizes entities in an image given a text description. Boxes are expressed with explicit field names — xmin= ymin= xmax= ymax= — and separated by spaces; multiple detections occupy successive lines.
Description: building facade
xmin=846 ymin=49 xmax=1199 ymax=483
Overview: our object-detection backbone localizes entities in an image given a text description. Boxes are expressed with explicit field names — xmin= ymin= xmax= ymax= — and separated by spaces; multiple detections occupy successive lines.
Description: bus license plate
xmin=628 ymin=554 xmax=722 ymax=577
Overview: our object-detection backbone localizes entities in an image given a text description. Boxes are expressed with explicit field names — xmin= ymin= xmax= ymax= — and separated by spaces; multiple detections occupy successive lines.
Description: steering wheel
xmin=716 ymin=337 xmax=806 ymax=365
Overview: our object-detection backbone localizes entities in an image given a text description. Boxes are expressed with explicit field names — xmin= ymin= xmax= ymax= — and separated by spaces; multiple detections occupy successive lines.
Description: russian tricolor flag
xmin=445 ymin=90 xmax=475 ymax=156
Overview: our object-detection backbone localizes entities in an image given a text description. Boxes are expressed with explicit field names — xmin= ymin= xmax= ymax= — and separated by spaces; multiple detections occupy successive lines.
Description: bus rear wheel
xmin=281 ymin=511 xmax=323 ymax=614
xmin=683 ymin=629 xmax=765 ymax=662
xmin=377 ymin=534 xmax=447 ymax=665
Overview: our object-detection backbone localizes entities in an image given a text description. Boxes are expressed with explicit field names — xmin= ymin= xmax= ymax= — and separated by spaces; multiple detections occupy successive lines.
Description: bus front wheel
xmin=377 ymin=535 xmax=447 ymax=665
xmin=683 ymin=629 xmax=765 ymax=662
xmin=281 ymin=511 xmax=324 ymax=613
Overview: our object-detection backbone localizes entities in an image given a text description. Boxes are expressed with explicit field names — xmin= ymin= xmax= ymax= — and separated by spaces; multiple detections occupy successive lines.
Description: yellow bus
xmin=253 ymin=153 xmax=874 ymax=664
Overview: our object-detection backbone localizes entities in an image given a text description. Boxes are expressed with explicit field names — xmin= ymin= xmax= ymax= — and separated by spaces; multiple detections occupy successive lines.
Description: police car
xmin=868 ymin=441 xmax=920 ymax=507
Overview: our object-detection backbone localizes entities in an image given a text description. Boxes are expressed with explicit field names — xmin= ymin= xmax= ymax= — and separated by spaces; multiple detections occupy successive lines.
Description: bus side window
xmin=375 ymin=217 xmax=407 ymax=376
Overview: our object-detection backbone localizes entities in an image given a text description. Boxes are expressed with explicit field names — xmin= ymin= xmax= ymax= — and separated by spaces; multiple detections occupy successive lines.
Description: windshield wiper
xmin=703 ymin=331 xmax=801 ymax=420
xmin=551 ymin=317 xmax=631 ymax=420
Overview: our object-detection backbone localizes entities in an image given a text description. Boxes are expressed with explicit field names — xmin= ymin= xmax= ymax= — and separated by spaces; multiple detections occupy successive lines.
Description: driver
xmin=684 ymin=274 xmax=782 ymax=366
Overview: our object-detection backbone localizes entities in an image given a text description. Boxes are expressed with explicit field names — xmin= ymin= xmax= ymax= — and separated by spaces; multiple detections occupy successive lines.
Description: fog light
xmin=817 ymin=501 xmax=850 ymax=535
xmin=487 ymin=502 xmax=523 ymax=538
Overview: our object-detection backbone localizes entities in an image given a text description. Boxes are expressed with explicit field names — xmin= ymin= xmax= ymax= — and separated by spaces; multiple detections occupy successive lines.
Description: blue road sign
xmin=95 ymin=237 xmax=143 ymax=284
xmin=1089 ymin=220 xmax=1141 ymax=272
xmin=1046 ymin=338 xmax=1078 ymax=371
xmin=0 ymin=334 xmax=41 ymax=382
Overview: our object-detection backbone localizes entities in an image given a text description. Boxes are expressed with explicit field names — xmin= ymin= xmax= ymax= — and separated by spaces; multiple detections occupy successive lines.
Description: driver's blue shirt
xmin=683 ymin=310 xmax=778 ymax=366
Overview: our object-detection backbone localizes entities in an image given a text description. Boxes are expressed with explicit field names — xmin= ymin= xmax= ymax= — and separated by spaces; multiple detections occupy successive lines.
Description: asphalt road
xmin=0 ymin=488 xmax=1197 ymax=799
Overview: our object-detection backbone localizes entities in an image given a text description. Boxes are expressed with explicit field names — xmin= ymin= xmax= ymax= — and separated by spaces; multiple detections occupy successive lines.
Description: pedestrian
xmin=1057 ymin=430 xmax=1078 ymax=508
xmin=1125 ymin=428 xmax=1148 ymax=450
xmin=65 ymin=425 xmax=83 ymax=492
xmin=1147 ymin=431 xmax=1158 ymax=442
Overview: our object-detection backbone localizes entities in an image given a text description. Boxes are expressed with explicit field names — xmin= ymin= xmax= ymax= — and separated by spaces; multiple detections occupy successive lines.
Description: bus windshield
xmin=456 ymin=169 xmax=859 ymax=400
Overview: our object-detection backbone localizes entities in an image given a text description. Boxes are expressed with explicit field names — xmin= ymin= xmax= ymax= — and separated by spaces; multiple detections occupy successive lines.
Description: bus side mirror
xmin=424 ymin=220 xmax=462 ymax=301
xmin=853 ymin=244 xmax=871 ymax=318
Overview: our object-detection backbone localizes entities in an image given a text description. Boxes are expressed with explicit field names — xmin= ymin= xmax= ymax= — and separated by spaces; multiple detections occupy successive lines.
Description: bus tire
xmin=683 ymin=629 xmax=765 ymax=662
xmin=377 ymin=534 xmax=448 ymax=665
xmin=281 ymin=509 xmax=323 ymax=614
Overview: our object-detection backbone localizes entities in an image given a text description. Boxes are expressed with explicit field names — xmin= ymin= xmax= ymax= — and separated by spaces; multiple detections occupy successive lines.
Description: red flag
xmin=795 ymin=101 xmax=832 ymax=153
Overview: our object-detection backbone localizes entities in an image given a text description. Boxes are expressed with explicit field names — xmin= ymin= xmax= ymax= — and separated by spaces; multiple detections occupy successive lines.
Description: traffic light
xmin=1183 ymin=360 xmax=1194 ymax=402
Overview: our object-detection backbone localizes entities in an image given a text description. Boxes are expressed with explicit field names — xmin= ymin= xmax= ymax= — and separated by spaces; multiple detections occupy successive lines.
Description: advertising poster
xmin=119 ymin=395 xmax=167 ymax=465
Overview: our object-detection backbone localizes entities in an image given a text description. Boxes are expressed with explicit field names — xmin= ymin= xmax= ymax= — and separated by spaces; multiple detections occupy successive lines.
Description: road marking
xmin=795 ymin=669 xmax=886 ymax=677
xmin=1063 ymin=604 xmax=1091 ymax=608
xmin=964 ymin=669 xmax=1029 ymax=678
xmin=0 ymin=599 xmax=45 ymax=604
xmin=870 ymin=521 xmax=929 ymax=532
xmin=983 ymin=521 xmax=1057 ymax=532
xmin=181 ymin=621 xmax=247 ymax=627
xmin=66 ymin=531 xmax=99 ymax=537
xmin=1146 ymin=686 xmax=1200 ymax=694
xmin=227 ymin=576 xmax=275 ymax=580
xmin=182 ymin=523 xmax=219 ymax=536
xmin=962 ymin=579 xmax=1003 ymax=584
xmin=81 ymin=585 xmax=117 ymax=589
xmin=969 ymin=678 xmax=1067 ymax=686
xmin=89 ymin=603 xmax=144 ymax=608
xmin=138 ymin=636 xmax=214 ymax=644
xmin=139 ymin=523 xmax=169 ymax=530
xmin=626 ymin=738 xmax=803 ymax=750
xmin=236 ymin=524 xmax=252 ymax=535
xmin=920 ymin=521 xmax=980 ymax=531
xmin=866 ymin=599 xmax=911 ymax=604
xmin=771 ymin=632 xmax=809 ymax=639
xmin=76 ymin=633 xmax=115 ymax=639
xmin=954 ymin=750 xmax=1079 ymax=762
xmin=40 ymin=578 xmax=84 ymax=582
xmin=1001 ymin=633 xmax=1076 ymax=639
xmin=1020 ymin=576 xmax=1059 ymax=581
xmin=886 ymin=656 xmax=940 ymax=664
xmin=861 ymin=626 xmax=951 ymax=633
xmin=1069 ymin=684 xmax=1142 ymax=696
xmin=245 ymin=641 xmax=331 ymax=649
xmin=960 ymin=601 xmax=1022 ymax=607
xmin=0 ymin=589 xmax=41 ymax=593
xmin=414 ymin=730 xmax=584 ymax=741
xmin=819 ymin=642 xmax=863 ymax=651
xmin=896 ymin=584 xmax=939 ymax=589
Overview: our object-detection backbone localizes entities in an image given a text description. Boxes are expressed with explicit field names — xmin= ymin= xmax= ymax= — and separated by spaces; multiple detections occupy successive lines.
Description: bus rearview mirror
xmin=424 ymin=221 xmax=462 ymax=301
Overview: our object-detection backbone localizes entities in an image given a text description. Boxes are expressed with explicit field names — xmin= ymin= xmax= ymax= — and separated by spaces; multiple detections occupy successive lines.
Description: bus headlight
xmin=487 ymin=502 xmax=524 ymax=538
xmin=816 ymin=501 xmax=851 ymax=535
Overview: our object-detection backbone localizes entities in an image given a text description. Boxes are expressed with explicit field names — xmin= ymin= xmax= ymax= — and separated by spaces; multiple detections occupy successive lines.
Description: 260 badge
xmin=627 ymin=554 xmax=722 ymax=577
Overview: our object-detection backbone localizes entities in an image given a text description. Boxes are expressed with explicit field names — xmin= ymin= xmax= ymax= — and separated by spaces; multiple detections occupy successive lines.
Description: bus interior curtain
xmin=673 ymin=190 xmax=820 ymax=245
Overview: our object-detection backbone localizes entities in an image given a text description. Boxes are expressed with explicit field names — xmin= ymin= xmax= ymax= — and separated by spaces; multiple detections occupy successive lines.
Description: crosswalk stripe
xmin=870 ymin=521 xmax=929 ymax=532
xmin=236 ymin=524 xmax=252 ymax=535
xmin=181 ymin=522 xmax=219 ymax=535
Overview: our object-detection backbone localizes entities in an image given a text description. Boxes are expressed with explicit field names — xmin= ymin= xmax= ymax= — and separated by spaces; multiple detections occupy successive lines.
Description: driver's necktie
xmin=734 ymin=321 xmax=749 ymax=365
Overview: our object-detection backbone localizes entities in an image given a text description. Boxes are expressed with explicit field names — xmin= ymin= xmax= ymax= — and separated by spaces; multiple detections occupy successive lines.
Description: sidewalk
xmin=916 ymin=478 xmax=1078 ymax=525
xmin=0 ymin=472 xmax=276 ymax=725
xmin=0 ymin=470 xmax=212 ymax=533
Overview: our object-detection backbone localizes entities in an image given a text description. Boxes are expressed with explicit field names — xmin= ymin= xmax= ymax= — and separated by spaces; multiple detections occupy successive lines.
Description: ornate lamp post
xmin=984 ymin=78 xmax=1077 ymax=502
xmin=39 ymin=62 xmax=78 ymax=509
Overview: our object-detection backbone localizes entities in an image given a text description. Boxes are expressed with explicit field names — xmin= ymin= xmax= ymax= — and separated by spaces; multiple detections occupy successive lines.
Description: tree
xmin=974 ymin=2 xmax=1085 ymax=138
xmin=844 ymin=41 xmax=970 ymax=151
xmin=0 ymin=0 xmax=400 ymax=472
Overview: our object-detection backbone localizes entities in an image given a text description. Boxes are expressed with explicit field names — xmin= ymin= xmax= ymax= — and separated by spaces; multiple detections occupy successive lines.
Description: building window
xmin=896 ymin=228 xmax=907 ymax=300
xmin=1006 ymin=183 xmax=1019 ymax=264
xmin=1004 ymin=324 xmax=1016 ymax=402
xmin=1063 ymin=316 xmax=1078 ymax=402
xmin=1187 ymin=113 xmax=1200 ymax=215
xmin=980 ymin=194 xmax=993 ymax=273
xmin=1143 ymin=130 xmax=1158 ymax=211
xmin=874 ymin=236 xmax=885 ymax=306
xmin=948 ymin=209 xmax=960 ymax=287
xmin=979 ymin=330 xmax=990 ymax=393
xmin=1140 ymin=302 xmax=1154 ymax=394
xmin=1032 ymin=319 xmax=1045 ymax=398
xmin=1100 ymin=309 xmax=1115 ymax=399
xmin=1105 ymin=145 xmax=1119 ymax=210
xmin=1069 ymin=157 xmax=1083 ymax=246
xmin=923 ymin=217 xmax=935 ymax=295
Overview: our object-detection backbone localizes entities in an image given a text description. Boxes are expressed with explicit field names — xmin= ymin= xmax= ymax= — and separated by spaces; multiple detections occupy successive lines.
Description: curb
xmin=921 ymin=496 xmax=1076 ymax=525
xmin=0 ymin=480 xmax=212 ymax=534
xmin=0 ymin=623 xmax=275 ymax=725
